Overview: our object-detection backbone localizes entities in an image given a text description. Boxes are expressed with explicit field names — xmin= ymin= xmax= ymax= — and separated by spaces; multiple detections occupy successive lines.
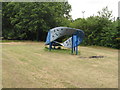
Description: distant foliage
xmin=2 ymin=2 xmax=71 ymax=41
xmin=2 ymin=3 xmax=119 ymax=49
xmin=70 ymin=7 xmax=119 ymax=49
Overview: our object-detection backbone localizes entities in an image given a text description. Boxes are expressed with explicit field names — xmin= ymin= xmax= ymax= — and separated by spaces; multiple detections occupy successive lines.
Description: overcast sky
xmin=68 ymin=0 xmax=119 ymax=20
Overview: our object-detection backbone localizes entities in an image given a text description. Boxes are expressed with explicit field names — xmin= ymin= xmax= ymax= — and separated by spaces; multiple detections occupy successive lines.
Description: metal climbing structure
xmin=45 ymin=27 xmax=84 ymax=55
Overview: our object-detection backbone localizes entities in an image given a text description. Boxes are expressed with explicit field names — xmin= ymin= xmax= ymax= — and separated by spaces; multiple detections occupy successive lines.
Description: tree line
xmin=2 ymin=2 xmax=120 ymax=49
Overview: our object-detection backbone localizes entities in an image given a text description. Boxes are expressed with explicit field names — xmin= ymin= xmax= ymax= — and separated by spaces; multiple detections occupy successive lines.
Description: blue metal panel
xmin=45 ymin=31 xmax=51 ymax=45
xmin=45 ymin=27 xmax=85 ymax=55
xmin=76 ymin=34 xmax=78 ymax=55
xmin=71 ymin=35 xmax=74 ymax=54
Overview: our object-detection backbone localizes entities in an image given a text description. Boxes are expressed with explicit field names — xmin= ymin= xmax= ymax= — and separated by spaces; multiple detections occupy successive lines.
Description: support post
xmin=76 ymin=34 xmax=78 ymax=55
xmin=49 ymin=31 xmax=52 ymax=51
xmin=74 ymin=46 xmax=75 ymax=52
xmin=49 ymin=42 xmax=52 ymax=51
xmin=71 ymin=35 xmax=74 ymax=54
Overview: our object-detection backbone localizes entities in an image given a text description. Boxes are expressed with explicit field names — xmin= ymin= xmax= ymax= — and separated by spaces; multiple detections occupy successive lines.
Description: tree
xmin=97 ymin=6 xmax=113 ymax=20
xmin=2 ymin=2 xmax=71 ymax=41
xmin=69 ymin=7 xmax=119 ymax=49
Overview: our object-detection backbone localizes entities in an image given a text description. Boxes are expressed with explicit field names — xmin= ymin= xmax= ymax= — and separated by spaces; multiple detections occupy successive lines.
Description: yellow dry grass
xmin=2 ymin=42 xmax=118 ymax=88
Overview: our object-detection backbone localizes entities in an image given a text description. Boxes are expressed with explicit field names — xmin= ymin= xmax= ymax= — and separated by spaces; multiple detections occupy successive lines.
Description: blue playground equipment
xmin=45 ymin=27 xmax=84 ymax=55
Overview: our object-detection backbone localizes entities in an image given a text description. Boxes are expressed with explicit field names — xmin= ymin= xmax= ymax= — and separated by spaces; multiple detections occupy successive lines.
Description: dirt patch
xmin=89 ymin=56 xmax=104 ymax=58
xmin=79 ymin=56 xmax=105 ymax=59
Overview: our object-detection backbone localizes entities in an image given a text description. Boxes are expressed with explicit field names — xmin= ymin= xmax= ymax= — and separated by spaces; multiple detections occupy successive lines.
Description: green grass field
xmin=2 ymin=41 xmax=118 ymax=88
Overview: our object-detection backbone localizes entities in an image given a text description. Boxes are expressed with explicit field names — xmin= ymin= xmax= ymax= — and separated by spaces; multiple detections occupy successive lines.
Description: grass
xmin=1 ymin=41 xmax=118 ymax=88
xmin=44 ymin=47 xmax=80 ymax=55
xmin=1 ymin=40 xmax=38 ymax=42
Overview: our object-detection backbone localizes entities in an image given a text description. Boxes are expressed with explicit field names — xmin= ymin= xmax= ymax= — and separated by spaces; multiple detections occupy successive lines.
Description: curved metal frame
xmin=45 ymin=27 xmax=85 ymax=55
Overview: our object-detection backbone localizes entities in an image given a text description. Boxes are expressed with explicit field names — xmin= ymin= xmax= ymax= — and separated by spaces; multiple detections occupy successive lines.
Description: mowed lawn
xmin=2 ymin=42 xmax=118 ymax=88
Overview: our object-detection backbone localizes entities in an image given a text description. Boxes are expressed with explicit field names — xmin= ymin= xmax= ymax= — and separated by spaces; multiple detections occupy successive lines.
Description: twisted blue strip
xmin=45 ymin=27 xmax=84 ymax=48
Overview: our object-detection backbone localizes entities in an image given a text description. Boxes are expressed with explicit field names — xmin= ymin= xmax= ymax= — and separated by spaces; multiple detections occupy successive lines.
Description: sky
xmin=68 ymin=0 xmax=119 ymax=20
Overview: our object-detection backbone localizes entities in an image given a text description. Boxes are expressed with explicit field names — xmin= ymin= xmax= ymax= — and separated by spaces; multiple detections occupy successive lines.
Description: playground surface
xmin=2 ymin=42 xmax=118 ymax=88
